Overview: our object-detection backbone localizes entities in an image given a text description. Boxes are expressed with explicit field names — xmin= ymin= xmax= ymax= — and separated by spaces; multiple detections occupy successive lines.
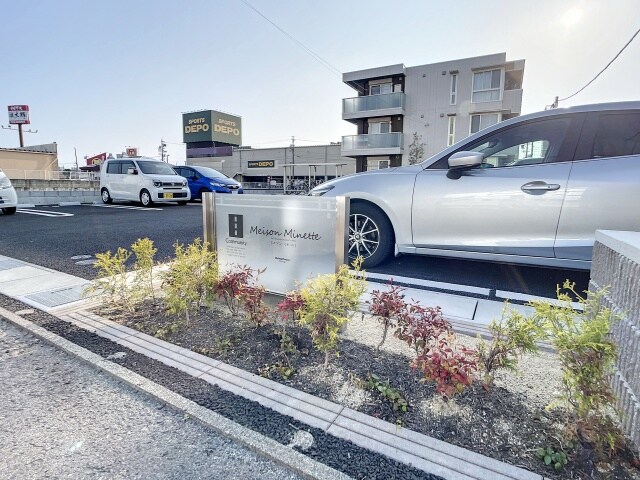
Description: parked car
xmin=100 ymin=157 xmax=190 ymax=207
xmin=172 ymin=165 xmax=243 ymax=199
xmin=0 ymin=168 xmax=18 ymax=215
xmin=310 ymin=102 xmax=640 ymax=269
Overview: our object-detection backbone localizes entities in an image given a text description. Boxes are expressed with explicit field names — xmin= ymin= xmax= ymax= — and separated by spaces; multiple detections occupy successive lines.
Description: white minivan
xmin=0 ymin=168 xmax=18 ymax=215
xmin=100 ymin=157 xmax=191 ymax=207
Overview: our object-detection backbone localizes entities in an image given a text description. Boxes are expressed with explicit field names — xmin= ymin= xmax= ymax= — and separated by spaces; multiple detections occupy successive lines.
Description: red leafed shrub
xmin=368 ymin=283 xmax=407 ymax=350
xmin=215 ymin=266 xmax=254 ymax=316
xmin=394 ymin=304 xmax=452 ymax=356
xmin=413 ymin=336 xmax=477 ymax=397
xmin=242 ymin=284 xmax=269 ymax=327
xmin=276 ymin=290 xmax=306 ymax=324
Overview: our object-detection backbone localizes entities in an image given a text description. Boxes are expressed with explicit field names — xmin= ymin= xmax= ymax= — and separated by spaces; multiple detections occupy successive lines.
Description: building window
xmin=450 ymin=74 xmax=457 ymax=105
xmin=472 ymin=69 xmax=502 ymax=103
xmin=369 ymin=121 xmax=391 ymax=134
xmin=367 ymin=158 xmax=390 ymax=170
xmin=470 ymin=113 xmax=501 ymax=134
xmin=370 ymin=83 xmax=392 ymax=95
xmin=447 ymin=116 xmax=456 ymax=146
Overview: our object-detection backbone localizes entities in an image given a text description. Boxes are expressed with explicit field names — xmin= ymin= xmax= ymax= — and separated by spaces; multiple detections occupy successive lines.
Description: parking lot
xmin=0 ymin=201 xmax=589 ymax=299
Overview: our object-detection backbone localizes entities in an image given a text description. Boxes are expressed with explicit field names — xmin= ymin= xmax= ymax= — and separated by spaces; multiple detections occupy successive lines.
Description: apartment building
xmin=341 ymin=53 xmax=525 ymax=171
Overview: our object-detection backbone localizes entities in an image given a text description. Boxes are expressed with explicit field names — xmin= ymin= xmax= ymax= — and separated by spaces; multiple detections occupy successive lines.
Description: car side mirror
xmin=446 ymin=151 xmax=483 ymax=179
xmin=127 ymin=167 xmax=138 ymax=175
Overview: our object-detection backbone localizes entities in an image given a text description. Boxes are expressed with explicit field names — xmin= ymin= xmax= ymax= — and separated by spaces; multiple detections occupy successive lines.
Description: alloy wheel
xmin=349 ymin=213 xmax=380 ymax=260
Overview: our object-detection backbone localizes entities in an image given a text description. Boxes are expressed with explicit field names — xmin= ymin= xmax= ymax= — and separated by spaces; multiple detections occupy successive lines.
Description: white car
xmin=100 ymin=157 xmax=191 ymax=207
xmin=0 ymin=169 xmax=18 ymax=215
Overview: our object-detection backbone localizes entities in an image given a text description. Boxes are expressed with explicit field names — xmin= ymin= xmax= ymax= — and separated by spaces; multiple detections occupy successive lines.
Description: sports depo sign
xmin=182 ymin=110 xmax=242 ymax=146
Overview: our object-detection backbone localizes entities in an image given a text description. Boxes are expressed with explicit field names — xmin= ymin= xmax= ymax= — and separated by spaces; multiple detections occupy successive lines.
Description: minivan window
xmin=121 ymin=160 xmax=135 ymax=173
xmin=592 ymin=112 xmax=640 ymax=158
xmin=137 ymin=161 xmax=177 ymax=175
xmin=106 ymin=161 xmax=121 ymax=174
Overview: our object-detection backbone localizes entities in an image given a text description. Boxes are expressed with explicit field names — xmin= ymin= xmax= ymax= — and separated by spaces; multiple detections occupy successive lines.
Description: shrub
xmin=162 ymin=239 xmax=218 ymax=324
xmin=241 ymin=282 xmax=269 ymax=327
xmin=394 ymin=304 xmax=451 ymax=356
xmin=298 ymin=263 xmax=366 ymax=368
xmin=276 ymin=290 xmax=306 ymax=324
xmin=531 ymin=280 xmax=622 ymax=456
xmin=131 ymin=238 xmax=157 ymax=302
xmin=361 ymin=373 xmax=409 ymax=415
xmin=368 ymin=282 xmax=406 ymax=350
xmin=215 ymin=265 xmax=255 ymax=316
xmin=85 ymin=247 xmax=134 ymax=311
xmin=476 ymin=302 xmax=545 ymax=388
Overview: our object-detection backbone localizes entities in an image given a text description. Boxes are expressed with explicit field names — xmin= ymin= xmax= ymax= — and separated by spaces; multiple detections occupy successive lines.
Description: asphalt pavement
xmin=0 ymin=202 xmax=589 ymax=298
xmin=0 ymin=317 xmax=302 ymax=480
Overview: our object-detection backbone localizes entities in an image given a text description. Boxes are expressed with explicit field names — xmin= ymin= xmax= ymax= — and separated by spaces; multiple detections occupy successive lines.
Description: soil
xmin=98 ymin=298 xmax=640 ymax=480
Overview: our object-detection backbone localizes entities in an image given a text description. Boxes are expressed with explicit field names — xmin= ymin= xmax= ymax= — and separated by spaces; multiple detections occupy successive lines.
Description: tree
xmin=408 ymin=132 xmax=425 ymax=165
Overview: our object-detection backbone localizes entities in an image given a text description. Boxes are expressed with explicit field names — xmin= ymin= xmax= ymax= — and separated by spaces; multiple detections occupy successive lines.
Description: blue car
xmin=172 ymin=165 xmax=243 ymax=199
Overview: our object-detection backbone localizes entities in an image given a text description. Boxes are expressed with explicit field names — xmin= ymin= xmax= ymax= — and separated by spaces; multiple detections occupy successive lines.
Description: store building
xmin=0 ymin=143 xmax=59 ymax=179
xmin=341 ymin=52 xmax=525 ymax=171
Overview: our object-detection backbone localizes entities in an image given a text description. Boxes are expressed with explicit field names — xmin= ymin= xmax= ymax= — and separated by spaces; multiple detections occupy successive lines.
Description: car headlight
xmin=153 ymin=181 xmax=163 ymax=188
xmin=0 ymin=177 xmax=11 ymax=189
xmin=309 ymin=184 xmax=334 ymax=196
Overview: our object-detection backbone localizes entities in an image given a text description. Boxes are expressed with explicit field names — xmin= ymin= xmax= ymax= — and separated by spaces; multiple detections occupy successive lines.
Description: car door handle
xmin=521 ymin=181 xmax=561 ymax=192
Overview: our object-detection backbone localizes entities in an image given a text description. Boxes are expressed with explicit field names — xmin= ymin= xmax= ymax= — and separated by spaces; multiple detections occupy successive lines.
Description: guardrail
xmin=3 ymin=169 xmax=97 ymax=181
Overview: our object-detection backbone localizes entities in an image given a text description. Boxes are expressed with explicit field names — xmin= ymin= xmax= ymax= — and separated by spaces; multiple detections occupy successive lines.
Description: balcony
xmin=341 ymin=132 xmax=404 ymax=157
xmin=342 ymin=92 xmax=406 ymax=121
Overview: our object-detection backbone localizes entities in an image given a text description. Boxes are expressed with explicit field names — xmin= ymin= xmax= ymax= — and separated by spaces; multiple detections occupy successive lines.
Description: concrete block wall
xmin=590 ymin=231 xmax=640 ymax=451
xmin=12 ymin=179 xmax=100 ymax=206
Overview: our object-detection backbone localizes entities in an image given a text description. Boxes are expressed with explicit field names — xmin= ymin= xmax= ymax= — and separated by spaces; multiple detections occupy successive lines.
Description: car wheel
xmin=1 ymin=207 xmax=17 ymax=215
xmin=349 ymin=203 xmax=394 ymax=268
xmin=101 ymin=188 xmax=112 ymax=204
xmin=140 ymin=189 xmax=153 ymax=207
xmin=199 ymin=187 xmax=211 ymax=200
xmin=177 ymin=201 xmax=187 ymax=206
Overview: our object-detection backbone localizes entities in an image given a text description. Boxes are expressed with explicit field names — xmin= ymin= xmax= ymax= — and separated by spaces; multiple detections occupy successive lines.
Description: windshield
xmin=194 ymin=166 xmax=228 ymax=179
xmin=136 ymin=161 xmax=177 ymax=176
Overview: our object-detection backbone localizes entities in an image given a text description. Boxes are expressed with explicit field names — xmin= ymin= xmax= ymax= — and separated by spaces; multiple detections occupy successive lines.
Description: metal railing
xmin=343 ymin=92 xmax=405 ymax=115
xmin=341 ymin=132 xmax=404 ymax=151
xmin=3 ymin=169 xmax=97 ymax=181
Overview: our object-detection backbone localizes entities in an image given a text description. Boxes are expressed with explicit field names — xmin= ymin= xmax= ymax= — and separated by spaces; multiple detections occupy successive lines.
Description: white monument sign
xmin=208 ymin=194 xmax=347 ymax=294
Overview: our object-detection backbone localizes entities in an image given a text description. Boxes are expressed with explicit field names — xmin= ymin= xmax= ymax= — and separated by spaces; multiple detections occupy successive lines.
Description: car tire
xmin=140 ymin=189 xmax=153 ymax=207
xmin=177 ymin=201 xmax=187 ymax=206
xmin=101 ymin=188 xmax=113 ymax=204
xmin=1 ymin=207 xmax=17 ymax=215
xmin=349 ymin=203 xmax=394 ymax=268
xmin=199 ymin=187 xmax=211 ymax=200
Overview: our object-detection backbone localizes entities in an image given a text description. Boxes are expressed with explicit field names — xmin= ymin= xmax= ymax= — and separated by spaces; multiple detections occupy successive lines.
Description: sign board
xmin=8 ymin=105 xmax=29 ymax=124
xmin=247 ymin=160 xmax=275 ymax=169
xmin=126 ymin=147 xmax=138 ymax=157
xmin=209 ymin=194 xmax=347 ymax=294
xmin=182 ymin=110 xmax=242 ymax=146
xmin=86 ymin=152 xmax=107 ymax=166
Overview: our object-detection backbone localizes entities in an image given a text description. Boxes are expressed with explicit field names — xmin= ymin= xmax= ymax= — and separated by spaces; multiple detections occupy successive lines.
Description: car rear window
xmin=592 ymin=112 xmax=640 ymax=158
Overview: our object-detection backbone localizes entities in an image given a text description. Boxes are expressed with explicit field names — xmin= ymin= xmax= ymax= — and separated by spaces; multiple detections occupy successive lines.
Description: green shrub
xmin=131 ymin=238 xmax=157 ymax=302
xmin=298 ymin=262 xmax=366 ymax=368
xmin=476 ymin=303 xmax=545 ymax=388
xmin=85 ymin=247 xmax=134 ymax=312
xmin=531 ymin=280 xmax=622 ymax=456
xmin=161 ymin=239 xmax=218 ymax=324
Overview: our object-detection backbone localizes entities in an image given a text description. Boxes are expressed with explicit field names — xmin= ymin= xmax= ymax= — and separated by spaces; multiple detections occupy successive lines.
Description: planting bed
xmin=98 ymin=298 xmax=639 ymax=480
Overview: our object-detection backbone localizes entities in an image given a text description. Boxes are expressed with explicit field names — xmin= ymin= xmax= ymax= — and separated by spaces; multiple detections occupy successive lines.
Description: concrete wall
xmin=590 ymin=230 xmax=640 ymax=450
xmin=12 ymin=179 xmax=100 ymax=206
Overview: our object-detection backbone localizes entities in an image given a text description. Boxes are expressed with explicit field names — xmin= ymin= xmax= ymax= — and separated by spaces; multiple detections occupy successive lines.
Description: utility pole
xmin=159 ymin=139 xmax=167 ymax=162
xmin=74 ymin=147 xmax=79 ymax=171
xmin=290 ymin=136 xmax=295 ymax=178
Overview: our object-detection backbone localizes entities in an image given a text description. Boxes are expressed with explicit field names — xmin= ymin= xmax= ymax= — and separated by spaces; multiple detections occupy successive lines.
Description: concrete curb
xmin=47 ymin=309 xmax=541 ymax=480
xmin=0 ymin=306 xmax=350 ymax=480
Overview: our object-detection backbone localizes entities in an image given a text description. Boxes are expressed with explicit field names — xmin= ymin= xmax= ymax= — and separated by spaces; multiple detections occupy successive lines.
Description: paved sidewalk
xmin=0 ymin=319 xmax=302 ymax=480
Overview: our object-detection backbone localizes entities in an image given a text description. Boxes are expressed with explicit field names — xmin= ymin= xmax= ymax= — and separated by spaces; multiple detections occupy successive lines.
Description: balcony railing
xmin=341 ymin=132 xmax=404 ymax=151
xmin=342 ymin=92 xmax=405 ymax=115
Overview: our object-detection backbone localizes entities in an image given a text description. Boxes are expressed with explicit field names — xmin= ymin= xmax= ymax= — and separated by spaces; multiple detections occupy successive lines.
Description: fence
xmin=589 ymin=230 xmax=640 ymax=451
xmin=3 ymin=169 xmax=97 ymax=181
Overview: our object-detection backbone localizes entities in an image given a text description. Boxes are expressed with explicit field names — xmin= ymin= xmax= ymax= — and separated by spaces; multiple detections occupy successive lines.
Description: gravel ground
xmin=0 ymin=318 xmax=302 ymax=480
xmin=0 ymin=294 xmax=442 ymax=480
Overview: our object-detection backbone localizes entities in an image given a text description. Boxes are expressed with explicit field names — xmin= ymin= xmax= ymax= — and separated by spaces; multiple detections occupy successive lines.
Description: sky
xmin=1 ymin=0 xmax=639 ymax=167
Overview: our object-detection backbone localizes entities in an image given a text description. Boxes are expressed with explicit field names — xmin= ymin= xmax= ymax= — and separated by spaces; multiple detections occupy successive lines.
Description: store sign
xmin=182 ymin=110 xmax=242 ymax=146
xmin=86 ymin=152 xmax=107 ymax=166
xmin=126 ymin=147 xmax=138 ymax=157
xmin=212 ymin=194 xmax=346 ymax=293
xmin=8 ymin=105 xmax=29 ymax=124
xmin=247 ymin=160 xmax=275 ymax=169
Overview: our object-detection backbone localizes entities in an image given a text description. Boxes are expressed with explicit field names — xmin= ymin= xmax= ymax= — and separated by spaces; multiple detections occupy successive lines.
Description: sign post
xmin=203 ymin=193 xmax=349 ymax=293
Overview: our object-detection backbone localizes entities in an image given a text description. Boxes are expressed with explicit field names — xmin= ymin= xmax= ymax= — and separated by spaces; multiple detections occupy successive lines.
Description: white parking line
xmin=17 ymin=209 xmax=74 ymax=218
xmin=92 ymin=204 xmax=163 ymax=211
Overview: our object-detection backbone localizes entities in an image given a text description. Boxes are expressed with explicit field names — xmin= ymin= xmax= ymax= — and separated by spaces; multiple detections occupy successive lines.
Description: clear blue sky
xmin=1 ymin=0 xmax=639 ymax=167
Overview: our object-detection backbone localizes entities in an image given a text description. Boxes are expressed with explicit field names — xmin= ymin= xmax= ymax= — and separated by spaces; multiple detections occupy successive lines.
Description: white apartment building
xmin=341 ymin=53 xmax=525 ymax=171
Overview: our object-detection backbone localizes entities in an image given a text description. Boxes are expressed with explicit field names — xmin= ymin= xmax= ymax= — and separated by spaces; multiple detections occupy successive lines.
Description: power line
xmin=556 ymin=25 xmax=640 ymax=104
xmin=236 ymin=0 xmax=342 ymax=78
